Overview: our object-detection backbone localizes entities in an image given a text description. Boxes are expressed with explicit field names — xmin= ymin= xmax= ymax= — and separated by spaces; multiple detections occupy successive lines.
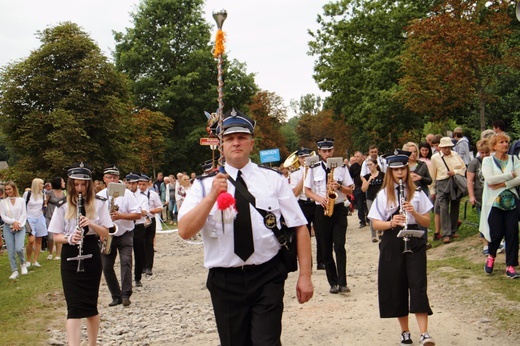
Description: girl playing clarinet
xmin=48 ymin=163 xmax=112 ymax=346
xmin=368 ymin=150 xmax=436 ymax=346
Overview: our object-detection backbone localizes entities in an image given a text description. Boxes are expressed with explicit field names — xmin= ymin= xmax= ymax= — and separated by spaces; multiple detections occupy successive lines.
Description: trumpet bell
xmin=283 ymin=151 xmax=300 ymax=169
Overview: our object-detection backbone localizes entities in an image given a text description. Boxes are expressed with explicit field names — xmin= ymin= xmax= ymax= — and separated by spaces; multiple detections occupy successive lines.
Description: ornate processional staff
xmin=211 ymin=9 xmax=236 ymax=234
xmin=212 ymin=8 xmax=227 ymax=168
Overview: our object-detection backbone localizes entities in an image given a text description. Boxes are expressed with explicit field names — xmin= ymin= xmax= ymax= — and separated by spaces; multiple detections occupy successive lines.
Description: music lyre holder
xmin=397 ymin=230 xmax=425 ymax=254
xmin=67 ymin=245 xmax=93 ymax=272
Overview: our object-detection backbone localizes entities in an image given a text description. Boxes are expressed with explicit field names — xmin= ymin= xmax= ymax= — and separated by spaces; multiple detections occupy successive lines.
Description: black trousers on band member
xmin=133 ymin=223 xmax=146 ymax=282
xmin=144 ymin=219 xmax=156 ymax=271
xmin=207 ymin=255 xmax=288 ymax=346
xmin=314 ymin=203 xmax=348 ymax=287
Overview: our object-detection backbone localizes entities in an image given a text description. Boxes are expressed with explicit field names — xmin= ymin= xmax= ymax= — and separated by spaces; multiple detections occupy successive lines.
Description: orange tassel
xmin=214 ymin=29 xmax=226 ymax=57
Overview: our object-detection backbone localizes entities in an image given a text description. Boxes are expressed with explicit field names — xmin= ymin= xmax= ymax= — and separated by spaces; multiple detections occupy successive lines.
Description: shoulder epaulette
xmin=95 ymin=195 xmax=108 ymax=201
xmin=257 ymin=164 xmax=282 ymax=175
xmin=197 ymin=171 xmax=218 ymax=180
xmin=309 ymin=162 xmax=321 ymax=169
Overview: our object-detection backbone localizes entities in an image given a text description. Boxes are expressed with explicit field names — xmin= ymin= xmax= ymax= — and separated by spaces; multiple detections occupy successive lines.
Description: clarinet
xmin=399 ymin=179 xmax=413 ymax=254
xmin=67 ymin=193 xmax=93 ymax=272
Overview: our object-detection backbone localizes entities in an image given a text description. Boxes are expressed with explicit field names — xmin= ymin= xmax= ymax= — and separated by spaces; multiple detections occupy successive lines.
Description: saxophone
xmin=100 ymin=191 xmax=119 ymax=255
xmin=324 ymin=166 xmax=338 ymax=217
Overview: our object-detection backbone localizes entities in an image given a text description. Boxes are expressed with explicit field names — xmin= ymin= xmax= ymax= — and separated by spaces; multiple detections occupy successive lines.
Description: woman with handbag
xmin=480 ymin=133 xmax=520 ymax=279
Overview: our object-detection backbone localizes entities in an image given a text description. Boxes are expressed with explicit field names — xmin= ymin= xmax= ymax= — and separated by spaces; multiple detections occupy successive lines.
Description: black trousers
xmin=207 ymin=255 xmax=287 ymax=346
xmin=354 ymin=186 xmax=368 ymax=224
xmin=314 ymin=203 xmax=348 ymax=286
xmin=133 ymin=224 xmax=146 ymax=282
xmin=488 ymin=207 xmax=519 ymax=266
xmin=298 ymin=200 xmax=322 ymax=264
xmin=144 ymin=219 xmax=156 ymax=271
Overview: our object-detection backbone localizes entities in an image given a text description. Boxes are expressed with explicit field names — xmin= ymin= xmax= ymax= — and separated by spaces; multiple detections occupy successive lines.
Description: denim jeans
xmin=3 ymin=223 xmax=26 ymax=272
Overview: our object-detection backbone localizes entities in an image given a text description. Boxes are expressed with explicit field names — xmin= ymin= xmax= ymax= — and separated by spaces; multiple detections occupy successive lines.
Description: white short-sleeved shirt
xmin=97 ymin=188 xmax=140 ymax=235
xmin=133 ymin=190 xmax=147 ymax=225
xmin=48 ymin=198 xmax=113 ymax=237
xmin=289 ymin=166 xmax=307 ymax=200
xmin=140 ymin=188 xmax=162 ymax=218
xmin=304 ymin=162 xmax=354 ymax=204
xmin=368 ymin=184 xmax=433 ymax=223
xmin=178 ymin=160 xmax=306 ymax=269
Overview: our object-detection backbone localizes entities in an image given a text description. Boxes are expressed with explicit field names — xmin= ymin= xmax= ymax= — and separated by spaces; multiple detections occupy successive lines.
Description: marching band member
xmin=305 ymin=137 xmax=354 ymax=294
xmin=48 ymin=163 xmax=112 ymax=346
xmin=178 ymin=109 xmax=313 ymax=345
xmin=289 ymin=148 xmax=323 ymax=269
xmin=138 ymin=174 xmax=163 ymax=276
xmin=368 ymin=151 xmax=435 ymax=346
xmin=126 ymin=173 xmax=147 ymax=287
xmin=98 ymin=165 xmax=140 ymax=307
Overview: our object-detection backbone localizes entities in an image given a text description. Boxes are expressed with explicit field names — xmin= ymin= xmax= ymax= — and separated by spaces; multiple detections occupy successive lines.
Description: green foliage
xmin=309 ymin=0 xmax=439 ymax=151
xmin=398 ymin=0 xmax=519 ymax=131
xmin=0 ymin=22 xmax=134 ymax=186
xmin=113 ymin=0 xmax=258 ymax=174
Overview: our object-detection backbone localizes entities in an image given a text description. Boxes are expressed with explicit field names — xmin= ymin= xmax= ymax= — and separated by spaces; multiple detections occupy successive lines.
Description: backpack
xmin=508 ymin=139 xmax=520 ymax=157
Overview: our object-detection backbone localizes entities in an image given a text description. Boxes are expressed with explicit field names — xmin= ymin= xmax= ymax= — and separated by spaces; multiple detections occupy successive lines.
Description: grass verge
xmin=0 ymin=249 xmax=64 ymax=346
xmin=427 ymin=197 xmax=520 ymax=335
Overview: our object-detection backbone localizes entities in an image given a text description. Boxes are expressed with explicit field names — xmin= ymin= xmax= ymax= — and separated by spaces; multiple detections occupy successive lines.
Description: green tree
xmin=113 ymin=0 xmax=258 ymax=174
xmin=0 ymin=22 xmax=134 ymax=185
xmin=249 ymin=91 xmax=289 ymax=161
xmin=309 ymin=0 xmax=438 ymax=150
xmin=296 ymin=109 xmax=352 ymax=157
xmin=397 ymin=0 xmax=518 ymax=131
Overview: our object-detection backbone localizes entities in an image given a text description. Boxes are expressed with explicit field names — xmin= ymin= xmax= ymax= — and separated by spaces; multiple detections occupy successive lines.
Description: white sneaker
xmin=9 ymin=271 xmax=19 ymax=280
xmin=26 ymin=262 xmax=31 ymax=268
xmin=33 ymin=262 xmax=41 ymax=268
xmin=21 ymin=264 xmax=28 ymax=275
xmin=54 ymin=256 xmax=61 ymax=260
xmin=419 ymin=332 xmax=435 ymax=346
xmin=47 ymin=254 xmax=53 ymax=260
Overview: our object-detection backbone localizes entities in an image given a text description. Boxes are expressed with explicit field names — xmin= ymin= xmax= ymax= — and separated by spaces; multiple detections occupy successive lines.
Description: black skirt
xmin=61 ymin=235 xmax=102 ymax=319
xmin=378 ymin=227 xmax=432 ymax=318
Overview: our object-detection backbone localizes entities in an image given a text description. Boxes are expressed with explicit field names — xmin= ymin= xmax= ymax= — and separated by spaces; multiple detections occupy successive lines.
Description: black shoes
xmin=122 ymin=297 xmax=131 ymax=307
xmin=145 ymin=269 xmax=153 ymax=276
xmin=339 ymin=285 xmax=351 ymax=293
xmin=135 ymin=281 xmax=142 ymax=287
xmin=329 ymin=285 xmax=339 ymax=294
xmin=317 ymin=263 xmax=326 ymax=270
xmin=108 ymin=298 xmax=122 ymax=307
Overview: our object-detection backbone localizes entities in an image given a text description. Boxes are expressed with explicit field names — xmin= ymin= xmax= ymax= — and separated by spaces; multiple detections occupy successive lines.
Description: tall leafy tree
xmin=309 ymin=0 xmax=438 ymax=150
xmin=249 ymin=91 xmax=289 ymax=160
xmin=0 ymin=22 xmax=134 ymax=185
xmin=296 ymin=109 xmax=352 ymax=157
xmin=397 ymin=0 xmax=518 ymax=131
xmin=113 ymin=0 xmax=258 ymax=174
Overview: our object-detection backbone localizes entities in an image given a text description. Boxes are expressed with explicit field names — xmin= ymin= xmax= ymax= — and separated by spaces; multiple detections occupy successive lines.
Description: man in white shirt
xmin=98 ymin=166 xmax=141 ymax=307
xmin=138 ymin=174 xmax=163 ymax=276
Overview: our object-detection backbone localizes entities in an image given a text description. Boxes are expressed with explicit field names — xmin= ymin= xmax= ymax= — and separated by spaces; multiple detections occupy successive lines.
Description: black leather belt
xmin=211 ymin=254 xmax=278 ymax=272
xmin=298 ymin=199 xmax=314 ymax=206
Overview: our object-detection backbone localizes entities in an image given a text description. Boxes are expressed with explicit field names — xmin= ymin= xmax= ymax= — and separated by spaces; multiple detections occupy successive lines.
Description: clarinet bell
xmin=402 ymin=236 xmax=413 ymax=254
xmin=77 ymin=260 xmax=85 ymax=272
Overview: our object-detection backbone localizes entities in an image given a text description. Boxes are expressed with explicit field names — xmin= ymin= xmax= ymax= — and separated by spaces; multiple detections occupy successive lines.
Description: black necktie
xmin=233 ymin=170 xmax=254 ymax=261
